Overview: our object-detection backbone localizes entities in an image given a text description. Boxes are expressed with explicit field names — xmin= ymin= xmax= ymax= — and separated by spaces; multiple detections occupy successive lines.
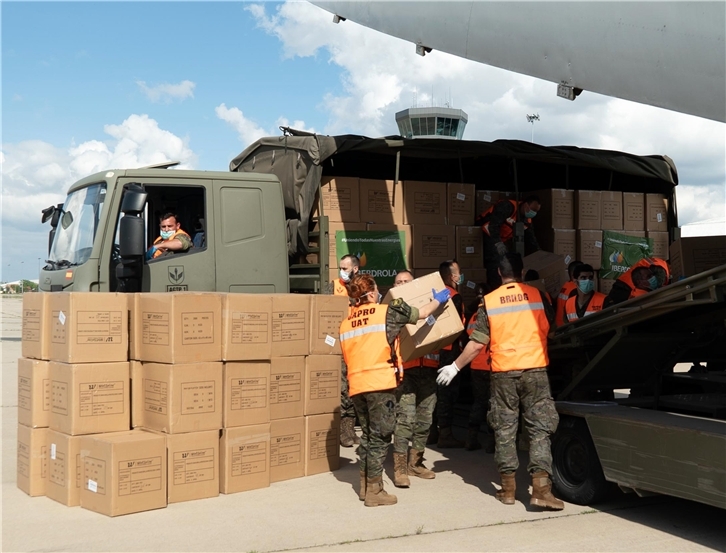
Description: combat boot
xmin=437 ymin=426 xmax=464 ymax=448
xmin=426 ymin=424 xmax=439 ymax=445
xmin=408 ymin=449 xmax=435 ymax=479
xmin=340 ymin=417 xmax=356 ymax=448
xmin=364 ymin=476 xmax=397 ymax=507
xmin=530 ymin=471 xmax=564 ymax=510
xmin=359 ymin=471 xmax=366 ymax=501
xmin=496 ymin=472 xmax=516 ymax=505
xmin=465 ymin=427 xmax=482 ymax=451
xmin=392 ymin=452 xmax=410 ymax=488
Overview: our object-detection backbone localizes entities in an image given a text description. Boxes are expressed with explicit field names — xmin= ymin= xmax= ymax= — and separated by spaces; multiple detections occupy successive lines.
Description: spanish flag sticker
xmin=65 ymin=271 xmax=73 ymax=279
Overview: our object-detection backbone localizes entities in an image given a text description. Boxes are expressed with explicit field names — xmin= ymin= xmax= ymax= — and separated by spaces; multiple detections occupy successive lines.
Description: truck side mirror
xmin=121 ymin=184 xmax=148 ymax=214
xmin=119 ymin=216 xmax=145 ymax=257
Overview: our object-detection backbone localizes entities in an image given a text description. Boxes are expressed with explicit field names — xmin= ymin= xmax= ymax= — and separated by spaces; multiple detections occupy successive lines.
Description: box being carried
xmin=381 ymin=272 xmax=464 ymax=362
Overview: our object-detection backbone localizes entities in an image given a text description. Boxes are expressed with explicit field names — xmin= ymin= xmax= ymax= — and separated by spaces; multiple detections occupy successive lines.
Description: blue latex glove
xmin=145 ymin=246 xmax=157 ymax=260
xmin=432 ymin=288 xmax=451 ymax=304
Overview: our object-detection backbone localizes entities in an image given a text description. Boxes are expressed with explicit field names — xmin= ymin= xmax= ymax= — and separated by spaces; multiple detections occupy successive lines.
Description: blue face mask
xmin=576 ymin=279 xmax=595 ymax=294
xmin=160 ymin=230 xmax=175 ymax=240
xmin=647 ymin=276 xmax=659 ymax=290
xmin=525 ymin=210 xmax=537 ymax=219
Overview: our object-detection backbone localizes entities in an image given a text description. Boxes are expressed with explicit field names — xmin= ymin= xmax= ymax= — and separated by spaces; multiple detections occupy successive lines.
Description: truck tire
xmin=552 ymin=416 xmax=608 ymax=505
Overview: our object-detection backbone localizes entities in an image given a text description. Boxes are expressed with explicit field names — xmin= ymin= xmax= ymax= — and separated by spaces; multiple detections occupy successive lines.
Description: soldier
xmin=339 ymin=274 xmax=450 ymax=506
xmin=391 ymin=270 xmax=439 ymax=488
xmin=437 ymin=253 xmax=564 ymax=510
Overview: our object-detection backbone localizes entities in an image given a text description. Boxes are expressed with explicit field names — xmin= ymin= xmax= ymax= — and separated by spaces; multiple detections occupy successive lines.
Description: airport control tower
xmin=395 ymin=106 xmax=468 ymax=139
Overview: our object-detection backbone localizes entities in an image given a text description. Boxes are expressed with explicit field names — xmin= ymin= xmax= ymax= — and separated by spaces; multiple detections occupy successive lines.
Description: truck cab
xmin=40 ymin=167 xmax=292 ymax=294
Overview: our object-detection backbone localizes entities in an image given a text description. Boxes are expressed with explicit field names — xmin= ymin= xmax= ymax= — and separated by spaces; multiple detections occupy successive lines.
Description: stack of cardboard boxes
xmin=18 ymin=291 xmax=348 ymax=517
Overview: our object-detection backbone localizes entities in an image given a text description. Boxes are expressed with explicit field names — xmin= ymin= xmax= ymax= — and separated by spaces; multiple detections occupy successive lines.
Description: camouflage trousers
xmin=393 ymin=367 xmax=438 ymax=453
xmin=488 ymin=369 xmax=559 ymax=475
xmin=340 ymin=359 xmax=356 ymax=419
xmin=352 ymin=390 xmax=397 ymax=478
xmin=435 ymin=350 xmax=461 ymax=428
xmin=468 ymin=369 xmax=492 ymax=433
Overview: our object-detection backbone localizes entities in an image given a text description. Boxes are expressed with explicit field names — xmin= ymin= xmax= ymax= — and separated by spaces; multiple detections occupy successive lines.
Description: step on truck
xmin=39 ymin=128 xmax=725 ymax=508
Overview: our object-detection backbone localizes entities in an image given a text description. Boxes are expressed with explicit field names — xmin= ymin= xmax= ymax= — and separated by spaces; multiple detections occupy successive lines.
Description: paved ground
xmin=1 ymin=296 xmax=724 ymax=552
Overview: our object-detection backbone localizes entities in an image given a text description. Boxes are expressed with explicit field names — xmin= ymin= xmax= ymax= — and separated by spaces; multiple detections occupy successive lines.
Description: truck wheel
xmin=552 ymin=417 xmax=608 ymax=505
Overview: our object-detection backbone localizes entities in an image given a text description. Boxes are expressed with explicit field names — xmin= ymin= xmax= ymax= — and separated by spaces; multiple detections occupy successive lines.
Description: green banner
xmin=335 ymin=230 xmax=408 ymax=286
xmin=600 ymin=230 xmax=653 ymax=279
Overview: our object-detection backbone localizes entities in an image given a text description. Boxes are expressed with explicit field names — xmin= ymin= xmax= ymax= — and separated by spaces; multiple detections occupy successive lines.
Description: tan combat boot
xmin=393 ymin=452 xmax=410 ymax=488
xmin=496 ymin=472 xmax=516 ymax=505
xmin=530 ymin=471 xmax=565 ymax=510
xmin=408 ymin=449 xmax=435 ymax=479
xmin=465 ymin=427 xmax=482 ymax=451
xmin=359 ymin=471 xmax=366 ymax=501
xmin=364 ymin=476 xmax=398 ymax=507
xmin=340 ymin=417 xmax=356 ymax=448
xmin=437 ymin=426 xmax=465 ymax=448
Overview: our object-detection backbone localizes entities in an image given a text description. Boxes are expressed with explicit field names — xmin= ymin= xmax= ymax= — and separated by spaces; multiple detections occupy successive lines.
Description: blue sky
xmin=2 ymin=1 xmax=724 ymax=283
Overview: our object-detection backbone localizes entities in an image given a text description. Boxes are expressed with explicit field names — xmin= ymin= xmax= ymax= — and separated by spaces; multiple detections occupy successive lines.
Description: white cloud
xmin=215 ymin=103 xmax=316 ymax=149
xmin=136 ymin=79 xmax=196 ymax=103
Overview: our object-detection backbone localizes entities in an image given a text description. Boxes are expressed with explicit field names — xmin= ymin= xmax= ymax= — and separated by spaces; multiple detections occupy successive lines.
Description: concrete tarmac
xmin=1 ymin=296 xmax=724 ymax=552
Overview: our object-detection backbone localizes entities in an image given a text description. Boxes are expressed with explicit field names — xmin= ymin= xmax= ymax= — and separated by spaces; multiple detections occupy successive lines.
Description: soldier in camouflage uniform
xmin=340 ymin=274 xmax=450 ymax=507
xmin=340 ymin=361 xmax=359 ymax=447
xmin=436 ymin=253 xmax=564 ymax=510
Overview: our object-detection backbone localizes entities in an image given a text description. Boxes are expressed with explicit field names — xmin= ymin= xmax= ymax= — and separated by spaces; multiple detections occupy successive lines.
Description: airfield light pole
xmin=526 ymin=113 xmax=540 ymax=143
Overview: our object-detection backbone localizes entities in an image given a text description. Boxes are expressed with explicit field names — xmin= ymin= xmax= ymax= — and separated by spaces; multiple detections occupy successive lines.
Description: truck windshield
xmin=48 ymin=182 xmax=107 ymax=267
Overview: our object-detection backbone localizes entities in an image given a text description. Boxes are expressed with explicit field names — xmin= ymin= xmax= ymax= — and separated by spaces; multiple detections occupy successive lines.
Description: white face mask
xmin=339 ymin=269 xmax=353 ymax=282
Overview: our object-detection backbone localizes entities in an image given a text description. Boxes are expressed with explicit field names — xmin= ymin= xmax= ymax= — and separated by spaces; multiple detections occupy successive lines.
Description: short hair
xmin=567 ymin=260 xmax=584 ymax=278
xmin=347 ymin=274 xmax=376 ymax=305
xmin=439 ymin=260 xmax=458 ymax=278
xmin=341 ymin=254 xmax=360 ymax=268
xmin=523 ymin=194 xmax=541 ymax=205
xmin=396 ymin=269 xmax=413 ymax=278
xmin=573 ymin=264 xmax=595 ymax=279
xmin=499 ymin=253 xmax=524 ymax=280
xmin=160 ymin=212 xmax=179 ymax=223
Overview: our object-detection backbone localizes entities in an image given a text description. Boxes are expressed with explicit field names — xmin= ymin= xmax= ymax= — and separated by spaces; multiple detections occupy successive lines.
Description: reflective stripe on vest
xmin=484 ymin=282 xmax=549 ymax=372
xmin=555 ymin=281 xmax=577 ymax=327
xmin=564 ymin=292 xmax=607 ymax=322
xmin=339 ymin=305 xmax=397 ymax=396
xmin=152 ymin=229 xmax=191 ymax=258
xmin=466 ymin=312 xmax=491 ymax=371
xmin=402 ymin=352 xmax=439 ymax=370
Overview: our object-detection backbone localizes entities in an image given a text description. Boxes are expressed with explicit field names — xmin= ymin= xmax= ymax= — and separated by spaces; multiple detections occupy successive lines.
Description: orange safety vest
xmin=466 ymin=312 xmax=491 ymax=371
xmin=152 ymin=229 xmax=191 ymax=259
xmin=564 ymin=292 xmax=607 ymax=322
xmin=484 ymin=282 xmax=549 ymax=372
xmin=616 ymin=257 xmax=670 ymax=298
xmin=480 ymin=200 xmax=531 ymax=243
xmin=555 ymin=281 xmax=577 ymax=327
xmin=441 ymin=285 xmax=466 ymax=351
xmin=339 ymin=304 xmax=398 ymax=396
xmin=333 ymin=278 xmax=348 ymax=297
xmin=402 ymin=352 xmax=440 ymax=370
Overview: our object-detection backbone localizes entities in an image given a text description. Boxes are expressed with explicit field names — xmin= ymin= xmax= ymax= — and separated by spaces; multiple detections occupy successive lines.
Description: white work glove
xmin=436 ymin=362 xmax=459 ymax=386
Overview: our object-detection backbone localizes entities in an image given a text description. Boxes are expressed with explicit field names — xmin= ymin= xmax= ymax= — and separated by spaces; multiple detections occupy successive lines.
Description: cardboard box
xmin=455 ymin=226 xmax=484 ymax=269
xmin=270 ymin=294 xmax=310 ymax=357
xmin=22 ymin=292 xmax=51 ymax=360
xmin=475 ymin=190 xmax=499 ymax=216
xmin=127 ymin=294 xmax=141 ymax=361
xmin=155 ymin=429 xmax=219 ymax=504
xmin=304 ymin=356 xmax=341 ymax=416
xmin=48 ymin=293 xmax=128 ymax=364
xmin=359 ymin=179 xmax=404 ymax=224
xmin=459 ymin=269 xmax=489 ymax=309
xmin=669 ymin=236 xmax=726 ymax=280
xmin=577 ymin=230 xmax=604 ymax=270
xmin=623 ymin=192 xmax=645 ymax=231
xmin=412 ymin=225 xmax=456 ymax=269
xmin=320 ymin=176 xmax=360 ymax=223
xmin=80 ymin=430 xmax=167 ymax=517
xmin=366 ymin=224 xmax=413 ymax=270
xmin=523 ymin=251 xmax=568 ymax=298
xmin=49 ymin=361 xmax=130 ymax=436
xmin=403 ymin=181 xmax=447 ymax=226
xmin=222 ymin=294 xmax=272 ymax=361
xmin=309 ymin=295 xmax=349 ymax=355
xmin=601 ymin=191 xmax=624 ymax=230
xmin=534 ymin=189 xmax=574 ymax=230
xmin=446 ymin=183 xmax=476 ymax=226
xmin=270 ymin=357 xmax=305 ymax=420
xmin=382 ymin=272 xmax=464 ymax=362
xmin=137 ymin=293 xmax=222 ymax=364
xmin=46 ymin=430 xmax=82 ymax=506
xmin=305 ymin=413 xmax=340 ymax=476
xmin=17 ymin=425 xmax=48 ymax=496
xmin=223 ymin=362 xmax=271 ymax=428
xmin=599 ymin=279 xmax=616 ymax=295
xmin=270 ymin=417 xmax=305 ymax=483
xmin=647 ymin=231 xmax=670 ymax=260
xmin=138 ymin=362 xmax=223 ymax=434
xmin=575 ymin=190 xmax=602 ymax=230
xmin=18 ymin=357 xmax=51 ymax=428
xmin=539 ymin=229 xmax=576 ymax=264
xmin=130 ymin=361 xmax=143 ymax=428
xmin=646 ymin=193 xmax=668 ymax=231
xmin=328 ymin=223 xmax=367 ymax=268
xmin=220 ymin=424 xmax=270 ymax=493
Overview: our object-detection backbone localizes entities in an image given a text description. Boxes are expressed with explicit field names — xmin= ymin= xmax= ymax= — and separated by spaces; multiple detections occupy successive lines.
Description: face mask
xmin=377 ymin=292 xmax=382 ymax=304
xmin=160 ymin=230 xmax=175 ymax=240
xmin=647 ymin=276 xmax=659 ymax=290
xmin=339 ymin=269 xmax=352 ymax=283
xmin=576 ymin=279 xmax=595 ymax=294
xmin=457 ymin=274 xmax=465 ymax=286
xmin=525 ymin=210 xmax=537 ymax=219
